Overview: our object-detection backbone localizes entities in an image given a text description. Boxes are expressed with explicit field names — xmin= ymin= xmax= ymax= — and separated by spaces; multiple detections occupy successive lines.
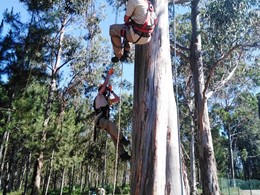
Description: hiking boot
xmin=120 ymin=137 xmax=130 ymax=147
xmin=120 ymin=152 xmax=131 ymax=161
xmin=120 ymin=51 xmax=130 ymax=62
xmin=111 ymin=56 xmax=119 ymax=63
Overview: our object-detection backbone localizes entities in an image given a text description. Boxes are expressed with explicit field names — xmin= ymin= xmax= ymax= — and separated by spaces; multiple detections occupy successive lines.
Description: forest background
xmin=0 ymin=0 xmax=259 ymax=195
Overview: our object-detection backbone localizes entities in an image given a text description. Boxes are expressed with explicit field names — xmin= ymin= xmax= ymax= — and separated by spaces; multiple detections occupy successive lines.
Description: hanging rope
xmin=112 ymin=3 xmax=124 ymax=195
xmin=112 ymin=62 xmax=124 ymax=195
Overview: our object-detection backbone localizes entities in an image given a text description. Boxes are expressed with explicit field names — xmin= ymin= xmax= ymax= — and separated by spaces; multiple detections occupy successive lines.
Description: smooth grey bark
xmin=190 ymin=119 xmax=197 ymax=195
xmin=131 ymin=0 xmax=183 ymax=194
xmin=226 ymin=123 xmax=235 ymax=184
xmin=190 ymin=0 xmax=220 ymax=194
xmin=60 ymin=168 xmax=66 ymax=195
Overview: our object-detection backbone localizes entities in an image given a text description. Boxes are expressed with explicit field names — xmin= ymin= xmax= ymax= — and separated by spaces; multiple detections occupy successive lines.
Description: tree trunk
xmin=190 ymin=119 xmax=197 ymax=195
xmin=60 ymin=167 xmax=66 ymax=195
xmin=0 ymin=130 xmax=10 ymax=188
xmin=131 ymin=0 xmax=183 ymax=194
xmin=69 ymin=166 xmax=75 ymax=194
xmin=44 ymin=150 xmax=55 ymax=195
xmin=102 ymin=139 xmax=107 ymax=188
xmin=227 ymin=124 xmax=235 ymax=186
xmin=181 ymin=150 xmax=190 ymax=195
xmin=190 ymin=0 xmax=220 ymax=194
xmin=80 ymin=163 xmax=84 ymax=193
xmin=23 ymin=152 xmax=31 ymax=195
xmin=30 ymin=17 xmax=66 ymax=195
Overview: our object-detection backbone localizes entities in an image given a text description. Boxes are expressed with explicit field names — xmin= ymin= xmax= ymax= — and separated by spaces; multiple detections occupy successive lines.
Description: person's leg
xmin=109 ymin=24 xmax=124 ymax=62
xmin=110 ymin=135 xmax=127 ymax=155
xmin=98 ymin=118 xmax=130 ymax=146
xmin=119 ymin=28 xmax=134 ymax=62
xmin=99 ymin=118 xmax=131 ymax=160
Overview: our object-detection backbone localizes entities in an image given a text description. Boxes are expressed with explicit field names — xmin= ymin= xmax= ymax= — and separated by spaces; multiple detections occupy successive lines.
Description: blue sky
xmin=0 ymin=0 xmax=134 ymax=88
xmin=0 ymin=1 xmax=190 ymax=88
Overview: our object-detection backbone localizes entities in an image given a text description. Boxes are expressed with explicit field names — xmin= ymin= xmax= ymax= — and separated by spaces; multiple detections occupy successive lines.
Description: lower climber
xmin=93 ymin=68 xmax=131 ymax=161
xmin=109 ymin=0 xmax=157 ymax=63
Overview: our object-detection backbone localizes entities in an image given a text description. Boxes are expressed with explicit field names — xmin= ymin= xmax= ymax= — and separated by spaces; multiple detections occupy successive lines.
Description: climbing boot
xmin=120 ymin=137 xmax=130 ymax=147
xmin=111 ymin=56 xmax=119 ymax=63
xmin=120 ymin=152 xmax=131 ymax=161
xmin=120 ymin=51 xmax=130 ymax=62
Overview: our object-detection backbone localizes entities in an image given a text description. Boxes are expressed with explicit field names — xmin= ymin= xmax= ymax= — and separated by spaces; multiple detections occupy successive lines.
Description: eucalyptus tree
xmin=131 ymin=0 xmax=189 ymax=193
xmin=209 ymin=59 xmax=260 ymax=180
xmin=170 ymin=0 xmax=259 ymax=193
xmin=234 ymin=92 xmax=260 ymax=180
xmin=105 ymin=0 xmax=191 ymax=194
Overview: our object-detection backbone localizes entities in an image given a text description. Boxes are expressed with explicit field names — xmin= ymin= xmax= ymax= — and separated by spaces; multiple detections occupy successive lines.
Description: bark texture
xmin=131 ymin=0 xmax=183 ymax=194
xmin=190 ymin=0 xmax=220 ymax=194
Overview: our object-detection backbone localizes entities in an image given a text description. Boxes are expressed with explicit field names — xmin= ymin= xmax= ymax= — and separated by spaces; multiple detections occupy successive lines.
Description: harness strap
xmin=133 ymin=34 xmax=143 ymax=44
xmin=111 ymin=36 xmax=123 ymax=49
xmin=131 ymin=0 xmax=156 ymax=34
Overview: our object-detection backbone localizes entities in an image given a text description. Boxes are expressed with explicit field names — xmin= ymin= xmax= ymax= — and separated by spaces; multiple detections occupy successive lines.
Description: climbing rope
xmin=172 ymin=0 xmax=184 ymax=194
xmin=112 ymin=62 xmax=124 ymax=195
xmin=112 ymin=3 xmax=123 ymax=195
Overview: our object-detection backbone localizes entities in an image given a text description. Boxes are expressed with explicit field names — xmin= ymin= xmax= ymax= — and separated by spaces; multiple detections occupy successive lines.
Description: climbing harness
xmin=93 ymin=85 xmax=111 ymax=141
xmin=131 ymin=0 xmax=157 ymax=44
xmin=131 ymin=0 xmax=158 ymax=34
xmin=119 ymin=0 xmax=158 ymax=44
xmin=112 ymin=63 xmax=124 ymax=195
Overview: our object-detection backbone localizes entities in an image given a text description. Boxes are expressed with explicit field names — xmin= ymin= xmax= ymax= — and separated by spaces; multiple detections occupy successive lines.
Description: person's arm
xmin=125 ymin=0 xmax=134 ymax=23
xmin=124 ymin=15 xmax=131 ymax=23
xmin=109 ymin=91 xmax=120 ymax=104
xmin=98 ymin=68 xmax=114 ymax=95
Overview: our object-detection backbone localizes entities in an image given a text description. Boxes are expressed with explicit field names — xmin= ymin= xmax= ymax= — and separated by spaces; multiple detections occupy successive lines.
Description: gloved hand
xmin=108 ymin=68 xmax=114 ymax=75
xmin=108 ymin=84 xmax=112 ymax=92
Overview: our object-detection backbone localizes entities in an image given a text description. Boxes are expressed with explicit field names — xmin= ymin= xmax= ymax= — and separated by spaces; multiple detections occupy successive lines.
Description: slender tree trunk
xmin=181 ymin=150 xmax=190 ymax=195
xmin=227 ymin=124 xmax=235 ymax=181
xmin=122 ymin=163 xmax=127 ymax=187
xmin=60 ymin=168 xmax=66 ymax=195
xmin=2 ymin=129 xmax=12 ymax=194
xmin=102 ymin=139 xmax=107 ymax=188
xmin=19 ymin=157 xmax=27 ymax=190
xmin=23 ymin=152 xmax=31 ymax=195
xmin=190 ymin=0 xmax=220 ymax=194
xmin=0 ymin=130 xmax=10 ymax=187
xmin=131 ymin=0 xmax=183 ymax=194
xmin=7 ymin=142 xmax=17 ymax=192
xmin=69 ymin=166 xmax=75 ymax=194
xmin=44 ymin=150 xmax=55 ymax=195
xmin=190 ymin=119 xmax=197 ymax=195
xmin=80 ymin=163 xmax=84 ymax=193
xmin=30 ymin=17 xmax=66 ymax=195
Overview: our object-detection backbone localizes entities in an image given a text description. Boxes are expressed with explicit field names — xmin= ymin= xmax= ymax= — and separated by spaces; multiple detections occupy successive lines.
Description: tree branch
xmin=203 ymin=45 xmax=240 ymax=98
xmin=170 ymin=44 xmax=190 ymax=63
xmin=171 ymin=0 xmax=194 ymax=4
xmin=206 ymin=63 xmax=238 ymax=99
xmin=55 ymin=57 xmax=75 ymax=74
xmin=204 ymin=41 xmax=259 ymax=98
xmin=176 ymin=42 xmax=190 ymax=52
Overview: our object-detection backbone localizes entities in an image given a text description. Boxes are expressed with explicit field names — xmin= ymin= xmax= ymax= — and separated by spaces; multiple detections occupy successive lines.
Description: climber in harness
xmin=93 ymin=68 xmax=131 ymax=161
xmin=110 ymin=0 xmax=158 ymax=63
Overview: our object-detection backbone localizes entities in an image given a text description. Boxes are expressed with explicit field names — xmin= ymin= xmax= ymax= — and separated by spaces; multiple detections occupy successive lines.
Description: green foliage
xmin=172 ymin=0 xmax=260 ymax=184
